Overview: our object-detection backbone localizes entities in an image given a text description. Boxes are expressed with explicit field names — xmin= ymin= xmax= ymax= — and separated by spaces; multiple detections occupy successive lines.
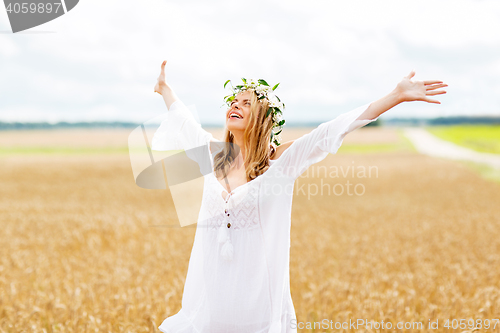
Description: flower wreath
xmin=222 ymin=78 xmax=286 ymax=146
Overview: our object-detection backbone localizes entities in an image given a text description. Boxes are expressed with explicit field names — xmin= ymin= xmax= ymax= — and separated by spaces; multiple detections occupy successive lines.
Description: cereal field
xmin=1 ymin=127 xmax=499 ymax=332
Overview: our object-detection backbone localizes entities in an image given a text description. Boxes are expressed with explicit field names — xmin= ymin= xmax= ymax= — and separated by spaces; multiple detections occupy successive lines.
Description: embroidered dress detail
xmin=151 ymin=99 xmax=379 ymax=333
xmin=204 ymin=160 xmax=261 ymax=261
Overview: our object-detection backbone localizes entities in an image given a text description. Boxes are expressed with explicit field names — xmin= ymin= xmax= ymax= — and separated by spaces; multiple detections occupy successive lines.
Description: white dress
xmin=151 ymin=100 xmax=379 ymax=333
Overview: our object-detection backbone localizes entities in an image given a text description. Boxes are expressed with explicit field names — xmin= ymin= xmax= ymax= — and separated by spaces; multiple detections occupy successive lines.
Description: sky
xmin=1 ymin=0 xmax=499 ymax=126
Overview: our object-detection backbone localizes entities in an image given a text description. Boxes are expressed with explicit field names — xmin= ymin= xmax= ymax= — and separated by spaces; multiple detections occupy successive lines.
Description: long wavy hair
xmin=213 ymin=89 xmax=277 ymax=182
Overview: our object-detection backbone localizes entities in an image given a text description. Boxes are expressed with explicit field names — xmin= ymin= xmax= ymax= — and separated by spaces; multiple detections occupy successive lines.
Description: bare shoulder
xmin=270 ymin=140 xmax=295 ymax=160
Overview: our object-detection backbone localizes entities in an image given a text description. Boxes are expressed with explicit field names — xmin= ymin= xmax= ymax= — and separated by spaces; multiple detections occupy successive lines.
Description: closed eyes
xmin=231 ymin=99 xmax=251 ymax=106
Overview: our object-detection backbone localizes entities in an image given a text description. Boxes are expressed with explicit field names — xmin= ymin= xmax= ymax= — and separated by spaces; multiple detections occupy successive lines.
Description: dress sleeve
xmin=275 ymin=102 xmax=380 ymax=180
xmin=151 ymin=100 xmax=214 ymax=151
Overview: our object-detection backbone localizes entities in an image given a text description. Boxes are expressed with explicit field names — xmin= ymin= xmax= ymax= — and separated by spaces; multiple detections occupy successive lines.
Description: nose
xmin=228 ymin=103 xmax=237 ymax=118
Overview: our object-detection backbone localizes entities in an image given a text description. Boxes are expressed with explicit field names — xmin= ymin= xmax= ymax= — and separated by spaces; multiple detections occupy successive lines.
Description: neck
xmin=231 ymin=130 xmax=246 ymax=166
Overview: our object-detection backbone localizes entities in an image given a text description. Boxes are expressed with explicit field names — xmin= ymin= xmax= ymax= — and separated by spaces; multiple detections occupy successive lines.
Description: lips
xmin=228 ymin=111 xmax=243 ymax=119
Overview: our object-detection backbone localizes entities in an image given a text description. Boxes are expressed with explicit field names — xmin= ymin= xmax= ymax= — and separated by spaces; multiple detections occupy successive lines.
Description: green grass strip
xmin=427 ymin=125 xmax=500 ymax=155
xmin=338 ymin=128 xmax=417 ymax=154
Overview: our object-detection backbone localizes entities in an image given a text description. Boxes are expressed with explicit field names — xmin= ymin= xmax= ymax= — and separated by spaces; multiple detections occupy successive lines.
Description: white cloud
xmin=0 ymin=0 xmax=499 ymax=124
xmin=0 ymin=35 xmax=19 ymax=57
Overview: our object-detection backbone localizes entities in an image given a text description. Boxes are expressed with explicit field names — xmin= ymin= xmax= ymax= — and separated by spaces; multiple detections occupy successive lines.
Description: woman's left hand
xmin=396 ymin=70 xmax=448 ymax=104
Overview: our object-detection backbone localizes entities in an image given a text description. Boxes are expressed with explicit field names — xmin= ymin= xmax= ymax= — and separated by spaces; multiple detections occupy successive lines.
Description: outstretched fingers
xmin=158 ymin=60 xmax=167 ymax=81
xmin=154 ymin=60 xmax=168 ymax=94
xmin=423 ymin=79 xmax=443 ymax=85
xmin=426 ymin=83 xmax=448 ymax=90
xmin=426 ymin=90 xmax=447 ymax=96
xmin=424 ymin=85 xmax=447 ymax=104
xmin=406 ymin=69 xmax=416 ymax=79
xmin=423 ymin=97 xmax=441 ymax=104
xmin=425 ymin=81 xmax=447 ymax=97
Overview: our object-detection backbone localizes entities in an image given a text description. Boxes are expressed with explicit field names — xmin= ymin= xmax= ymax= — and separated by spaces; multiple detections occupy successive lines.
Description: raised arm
xmin=154 ymin=60 xmax=180 ymax=110
xmin=356 ymin=69 xmax=448 ymax=121
xmin=151 ymin=60 xmax=215 ymax=152
xmin=273 ymin=70 xmax=448 ymax=179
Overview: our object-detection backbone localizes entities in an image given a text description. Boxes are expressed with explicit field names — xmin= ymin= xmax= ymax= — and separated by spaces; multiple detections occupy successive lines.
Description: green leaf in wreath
xmin=241 ymin=78 xmax=247 ymax=84
xmin=266 ymin=107 xmax=272 ymax=117
xmin=272 ymin=83 xmax=280 ymax=91
xmin=258 ymin=79 xmax=269 ymax=86
xmin=224 ymin=80 xmax=231 ymax=89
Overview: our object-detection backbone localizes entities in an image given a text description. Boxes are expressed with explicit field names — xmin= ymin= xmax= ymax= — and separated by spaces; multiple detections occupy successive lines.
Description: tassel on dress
xmin=217 ymin=223 xmax=227 ymax=243
xmin=217 ymin=223 xmax=233 ymax=261
xmin=221 ymin=239 xmax=233 ymax=261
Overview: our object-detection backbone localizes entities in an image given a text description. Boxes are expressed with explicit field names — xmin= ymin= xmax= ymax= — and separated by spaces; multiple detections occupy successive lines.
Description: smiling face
xmin=216 ymin=87 xmax=276 ymax=181
xmin=226 ymin=90 xmax=253 ymax=133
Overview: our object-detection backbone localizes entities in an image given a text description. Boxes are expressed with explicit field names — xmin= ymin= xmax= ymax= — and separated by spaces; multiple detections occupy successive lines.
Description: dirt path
xmin=403 ymin=127 xmax=500 ymax=169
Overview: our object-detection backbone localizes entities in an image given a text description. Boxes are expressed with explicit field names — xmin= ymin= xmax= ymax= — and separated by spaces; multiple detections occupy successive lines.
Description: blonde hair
xmin=214 ymin=89 xmax=277 ymax=182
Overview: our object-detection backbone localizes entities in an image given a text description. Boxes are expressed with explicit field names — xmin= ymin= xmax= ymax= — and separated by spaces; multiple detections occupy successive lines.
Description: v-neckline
xmin=211 ymin=159 xmax=277 ymax=195
xmin=208 ymin=139 xmax=286 ymax=196
xmin=211 ymin=170 xmax=258 ymax=195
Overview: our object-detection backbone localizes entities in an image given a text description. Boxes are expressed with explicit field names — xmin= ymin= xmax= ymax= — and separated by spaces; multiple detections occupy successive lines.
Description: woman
xmin=152 ymin=60 xmax=447 ymax=333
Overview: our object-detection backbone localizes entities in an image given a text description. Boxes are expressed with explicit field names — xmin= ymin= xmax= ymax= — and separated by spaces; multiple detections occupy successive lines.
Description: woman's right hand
xmin=154 ymin=60 xmax=169 ymax=95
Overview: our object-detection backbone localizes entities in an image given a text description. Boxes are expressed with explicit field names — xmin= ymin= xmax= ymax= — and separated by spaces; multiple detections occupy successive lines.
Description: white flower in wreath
xmin=269 ymin=98 xmax=281 ymax=108
xmin=262 ymin=85 xmax=272 ymax=93
xmin=265 ymin=93 xmax=274 ymax=104
xmin=248 ymin=78 xmax=258 ymax=87
xmin=256 ymin=85 xmax=267 ymax=95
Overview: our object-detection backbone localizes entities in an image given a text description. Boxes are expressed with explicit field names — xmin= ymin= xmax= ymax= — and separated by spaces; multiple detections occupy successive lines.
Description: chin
xmin=227 ymin=122 xmax=246 ymax=132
